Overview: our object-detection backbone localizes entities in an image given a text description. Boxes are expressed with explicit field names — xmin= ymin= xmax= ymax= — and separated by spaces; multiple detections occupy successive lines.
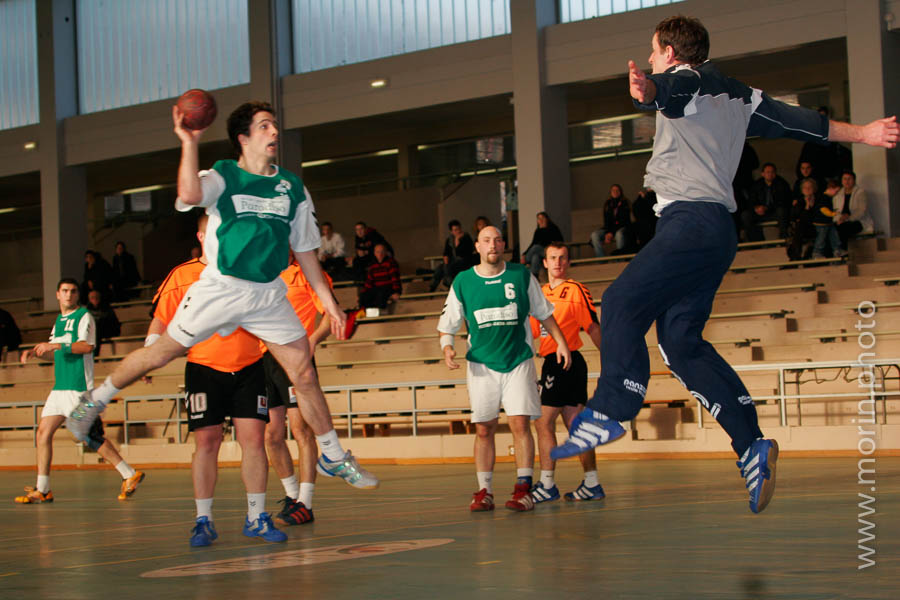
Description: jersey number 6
xmin=504 ymin=283 xmax=516 ymax=300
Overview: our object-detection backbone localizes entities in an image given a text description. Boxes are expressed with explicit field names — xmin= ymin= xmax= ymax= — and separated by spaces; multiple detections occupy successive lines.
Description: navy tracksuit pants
xmin=587 ymin=201 xmax=763 ymax=457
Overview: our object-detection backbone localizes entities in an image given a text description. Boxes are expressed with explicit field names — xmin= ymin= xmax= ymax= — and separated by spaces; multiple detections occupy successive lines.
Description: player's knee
xmin=264 ymin=425 xmax=285 ymax=447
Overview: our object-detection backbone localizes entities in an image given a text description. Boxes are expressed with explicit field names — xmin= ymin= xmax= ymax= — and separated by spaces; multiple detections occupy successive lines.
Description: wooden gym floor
xmin=0 ymin=457 xmax=896 ymax=599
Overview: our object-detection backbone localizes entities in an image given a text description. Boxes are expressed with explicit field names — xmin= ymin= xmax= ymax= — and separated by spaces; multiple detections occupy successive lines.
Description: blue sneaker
xmin=316 ymin=451 xmax=379 ymax=489
xmin=243 ymin=512 xmax=287 ymax=543
xmin=550 ymin=409 xmax=626 ymax=460
xmin=190 ymin=516 xmax=217 ymax=547
xmin=565 ymin=480 xmax=606 ymax=501
xmin=530 ymin=482 xmax=560 ymax=504
xmin=738 ymin=438 xmax=779 ymax=514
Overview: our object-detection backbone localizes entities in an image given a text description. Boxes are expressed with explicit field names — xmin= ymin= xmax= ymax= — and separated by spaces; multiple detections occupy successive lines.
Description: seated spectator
xmin=590 ymin=184 xmax=632 ymax=257
xmin=741 ymin=162 xmax=793 ymax=241
xmin=86 ymin=290 xmax=121 ymax=356
xmin=430 ymin=220 xmax=475 ymax=292
xmin=317 ymin=221 xmax=347 ymax=277
xmin=732 ymin=141 xmax=759 ymax=234
xmin=112 ymin=241 xmax=141 ymax=300
xmin=521 ymin=212 xmax=564 ymax=276
xmin=352 ymin=222 xmax=394 ymax=281
xmin=786 ymin=178 xmax=820 ymax=261
xmin=796 ymin=106 xmax=853 ymax=181
xmin=82 ymin=250 xmax=114 ymax=300
xmin=0 ymin=306 xmax=22 ymax=362
xmin=631 ymin=187 xmax=658 ymax=250
xmin=358 ymin=244 xmax=402 ymax=310
xmin=792 ymin=160 xmax=824 ymax=201
xmin=831 ymin=170 xmax=874 ymax=250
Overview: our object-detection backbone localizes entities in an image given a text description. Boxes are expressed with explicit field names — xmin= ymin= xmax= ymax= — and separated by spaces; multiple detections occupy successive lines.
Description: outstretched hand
xmin=172 ymin=105 xmax=207 ymax=145
xmin=628 ymin=60 xmax=655 ymax=104
xmin=861 ymin=116 xmax=899 ymax=149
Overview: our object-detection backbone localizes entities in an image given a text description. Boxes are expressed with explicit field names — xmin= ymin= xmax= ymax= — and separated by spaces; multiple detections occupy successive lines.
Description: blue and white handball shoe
xmin=243 ymin=512 xmax=287 ymax=543
xmin=530 ymin=482 xmax=560 ymax=504
xmin=564 ymin=481 xmax=606 ymax=501
xmin=550 ymin=409 xmax=626 ymax=460
xmin=737 ymin=438 xmax=779 ymax=514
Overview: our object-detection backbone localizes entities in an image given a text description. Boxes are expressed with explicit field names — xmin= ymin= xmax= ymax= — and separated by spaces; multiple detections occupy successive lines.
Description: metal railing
xmin=1 ymin=358 xmax=896 ymax=446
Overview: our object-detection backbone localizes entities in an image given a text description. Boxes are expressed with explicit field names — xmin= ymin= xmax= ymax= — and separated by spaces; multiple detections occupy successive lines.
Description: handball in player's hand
xmin=176 ymin=89 xmax=217 ymax=130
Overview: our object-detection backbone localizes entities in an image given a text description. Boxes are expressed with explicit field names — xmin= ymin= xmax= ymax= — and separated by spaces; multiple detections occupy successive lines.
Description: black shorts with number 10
xmin=184 ymin=359 xmax=268 ymax=431
xmin=539 ymin=350 xmax=588 ymax=408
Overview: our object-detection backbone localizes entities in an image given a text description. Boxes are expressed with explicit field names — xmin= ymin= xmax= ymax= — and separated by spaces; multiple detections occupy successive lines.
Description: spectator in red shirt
xmin=358 ymin=244 xmax=401 ymax=310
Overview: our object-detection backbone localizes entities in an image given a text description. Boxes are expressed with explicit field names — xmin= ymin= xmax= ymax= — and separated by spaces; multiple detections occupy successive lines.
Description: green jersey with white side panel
xmin=50 ymin=307 xmax=95 ymax=392
xmin=176 ymin=159 xmax=320 ymax=284
xmin=438 ymin=262 xmax=554 ymax=373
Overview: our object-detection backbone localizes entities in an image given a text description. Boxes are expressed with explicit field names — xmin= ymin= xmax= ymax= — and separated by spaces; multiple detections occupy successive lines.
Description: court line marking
xmin=0 ymin=572 xmax=21 ymax=578
xmin=62 ymin=489 xmax=864 ymax=570
xmin=475 ymin=560 xmax=502 ymax=565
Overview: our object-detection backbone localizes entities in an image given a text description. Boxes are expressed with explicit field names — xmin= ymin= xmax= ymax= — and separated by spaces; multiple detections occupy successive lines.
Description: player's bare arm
xmin=27 ymin=340 xmax=94 ymax=360
xmin=540 ymin=316 xmax=571 ymax=370
xmin=173 ymin=105 xmax=206 ymax=205
xmin=829 ymin=116 xmax=899 ymax=149
xmin=308 ymin=314 xmax=331 ymax=355
xmin=628 ymin=60 xmax=657 ymax=104
xmin=587 ymin=321 xmax=602 ymax=350
xmin=294 ymin=250 xmax=347 ymax=340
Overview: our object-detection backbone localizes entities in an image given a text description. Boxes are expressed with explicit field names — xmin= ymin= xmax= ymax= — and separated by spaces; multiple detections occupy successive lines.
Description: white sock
xmin=299 ymin=482 xmax=315 ymax=509
xmin=247 ymin=492 xmax=266 ymax=521
xmin=476 ymin=471 xmax=493 ymax=494
xmin=195 ymin=498 xmax=213 ymax=520
xmin=540 ymin=470 xmax=555 ymax=488
xmin=316 ymin=429 xmax=345 ymax=462
xmin=93 ymin=377 xmax=120 ymax=406
xmin=516 ymin=468 xmax=534 ymax=480
xmin=115 ymin=461 xmax=136 ymax=480
xmin=280 ymin=475 xmax=300 ymax=500
xmin=36 ymin=474 xmax=50 ymax=493
xmin=584 ymin=470 xmax=599 ymax=488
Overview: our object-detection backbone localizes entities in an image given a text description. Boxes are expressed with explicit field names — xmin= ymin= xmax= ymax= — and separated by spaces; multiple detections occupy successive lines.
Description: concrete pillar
xmin=248 ymin=0 xmax=303 ymax=171
xmin=397 ymin=143 xmax=418 ymax=190
xmin=845 ymin=0 xmax=900 ymax=236
xmin=37 ymin=0 xmax=87 ymax=309
xmin=510 ymin=0 xmax=571 ymax=256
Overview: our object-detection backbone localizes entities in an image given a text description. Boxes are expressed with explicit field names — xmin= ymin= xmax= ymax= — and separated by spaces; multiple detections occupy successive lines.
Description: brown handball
xmin=176 ymin=89 xmax=217 ymax=130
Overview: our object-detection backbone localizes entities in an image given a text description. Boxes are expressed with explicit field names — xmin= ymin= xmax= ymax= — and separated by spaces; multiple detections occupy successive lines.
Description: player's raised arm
xmin=629 ymin=60 xmax=656 ymax=105
xmin=173 ymin=105 xmax=206 ymax=206
xmin=829 ymin=116 xmax=899 ymax=149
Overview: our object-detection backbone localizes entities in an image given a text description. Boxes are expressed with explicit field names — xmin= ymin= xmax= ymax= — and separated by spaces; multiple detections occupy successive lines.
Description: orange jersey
xmin=530 ymin=279 xmax=599 ymax=356
xmin=150 ymin=258 xmax=263 ymax=372
xmin=259 ymin=264 xmax=333 ymax=353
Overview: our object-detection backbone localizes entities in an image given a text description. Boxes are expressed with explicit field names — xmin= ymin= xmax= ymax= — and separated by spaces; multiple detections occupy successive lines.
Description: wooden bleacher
xmin=1 ymin=236 xmax=898 ymax=447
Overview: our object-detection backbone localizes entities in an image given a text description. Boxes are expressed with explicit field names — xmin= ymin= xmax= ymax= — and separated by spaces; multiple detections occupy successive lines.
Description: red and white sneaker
xmin=470 ymin=488 xmax=494 ymax=512
xmin=505 ymin=482 xmax=535 ymax=512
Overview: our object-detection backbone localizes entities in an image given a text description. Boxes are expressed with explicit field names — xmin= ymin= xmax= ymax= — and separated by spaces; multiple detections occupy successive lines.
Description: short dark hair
xmin=546 ymin=241 xmax=569 ymax=255
xmin=762 ymin=162 xmax=777 ymax=171
xmin=355 ymin=221 xmax=367 ymax=228
xmin=115 ymin=241 xmax=125 ymax=248
xmin=57 ymin=278 xmax=79 ymax=290
xmin=321 ymin=221 xmax=333 ymax=228
xmin=448 ymin=219 xmax=461 ymax=229
xmin=655 ymin=16 xmax=709 ymax=66
xmin=227 ymin=101 xmax=275 ymax=157
xmin=842 ymin=170 xmax=857 ymax=180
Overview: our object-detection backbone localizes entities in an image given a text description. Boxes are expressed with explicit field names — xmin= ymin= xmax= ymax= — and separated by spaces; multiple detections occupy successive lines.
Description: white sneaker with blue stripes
xmin=550 ymin=409 xmax=626 ymax=460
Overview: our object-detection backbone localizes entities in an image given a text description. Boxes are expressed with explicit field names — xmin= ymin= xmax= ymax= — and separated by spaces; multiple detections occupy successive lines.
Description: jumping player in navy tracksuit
xmin=552 ymin=15 xmax=899 ymax=514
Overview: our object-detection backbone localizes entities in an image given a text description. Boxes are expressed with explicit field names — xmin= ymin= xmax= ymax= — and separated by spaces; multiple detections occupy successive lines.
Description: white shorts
xmin=466 ymin=359 xmax=541 ymax=423
xmin=42 ymin=390 xmax=85 ymax=418
xmin=167 ymin=275 xmax=306 ymax=348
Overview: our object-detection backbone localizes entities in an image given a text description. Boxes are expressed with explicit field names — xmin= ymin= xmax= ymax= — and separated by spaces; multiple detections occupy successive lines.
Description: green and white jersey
xmin=49 ymin=307 xmax=95 ymax=392
xmin=438 ymin=262 xmax=553 ymax=373
xmin=176 ymin=159 xmax=320 ymax=284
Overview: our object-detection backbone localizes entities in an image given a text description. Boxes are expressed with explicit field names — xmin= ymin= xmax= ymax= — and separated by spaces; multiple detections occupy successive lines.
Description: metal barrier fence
xmin=1 ymin=358 xmax=897 ymax=446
